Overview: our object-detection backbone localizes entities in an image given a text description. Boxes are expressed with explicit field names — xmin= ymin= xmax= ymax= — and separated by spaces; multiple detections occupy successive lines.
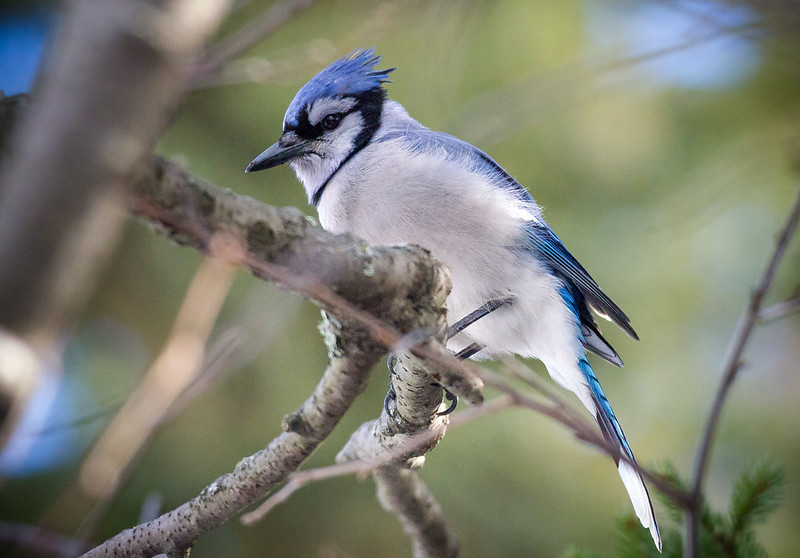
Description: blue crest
xmin=284 ymin=48 xmax=394 ymax=127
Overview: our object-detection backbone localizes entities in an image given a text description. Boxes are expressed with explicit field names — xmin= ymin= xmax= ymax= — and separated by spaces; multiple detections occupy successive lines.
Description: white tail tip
xmin=618 ymin=460 xmax=662 ymax=552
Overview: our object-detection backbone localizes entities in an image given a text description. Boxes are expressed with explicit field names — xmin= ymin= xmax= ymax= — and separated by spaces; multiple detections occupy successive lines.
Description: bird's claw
xmin=437 ymin=388 xmax=458 ymax=415
xmin=383 ymin=384 xmax=397 ymax=418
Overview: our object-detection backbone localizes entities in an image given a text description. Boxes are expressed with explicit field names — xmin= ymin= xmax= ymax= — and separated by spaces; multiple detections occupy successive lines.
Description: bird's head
xmin=246 ymin=48 xmax=394 ymax=204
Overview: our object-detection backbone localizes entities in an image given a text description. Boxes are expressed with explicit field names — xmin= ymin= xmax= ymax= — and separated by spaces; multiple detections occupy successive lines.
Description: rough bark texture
xmin=131 ymin=156 xmax=452 ymax=326
xmin=82 ymin=315 xmax=383 ymax=557
xmin=375 ymin=465 xmax=460 ymax=558
xmin=336 ymin=348 xmax=450 ymax=466
xmin=80 ymin=154 xmax=457 ymax=556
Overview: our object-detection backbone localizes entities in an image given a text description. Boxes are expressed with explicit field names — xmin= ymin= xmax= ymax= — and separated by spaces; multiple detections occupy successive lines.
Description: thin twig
xmin=44 ymin=236 xmax=238 ymax=538
xmin=480 ymin=363 xmax=690 ymax=506
xmin=241 ymin=394 xmax=515 ymax=524
xmin=685 ymin=187 xmax=800 ymax=558
xmin=191 ymin=0 xmax=321 ymax=87
xmin=758 ymin=294 xmax=800 ymax=324
xmin=244 ymin=351 xmax=694 ymax=528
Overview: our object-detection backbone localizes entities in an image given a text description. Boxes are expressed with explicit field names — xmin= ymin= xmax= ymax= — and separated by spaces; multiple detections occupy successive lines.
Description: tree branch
xmin=685 ymin=186 xmax=800 ymax=558
xmin=80 ymin=152 xmax=454 ymax=554
xmin=191 ymin=0 xmax=322 ymax=87
xmin=130 ymin=155 xmax=483 ymax=406
xmin=375 ymin=465 xmax=460 ymax=558
xmin=0 ymin=0 xmax=232 ymax=347
xmin=2 ymin=86 xmax=688 ymax=555
xmin=82 ymin=318 xmax=382 ymax=557
xmin=240 ymin=395 xmax=514 ymax=525
xmin=336 ymin=348 xmax=451 ymax=466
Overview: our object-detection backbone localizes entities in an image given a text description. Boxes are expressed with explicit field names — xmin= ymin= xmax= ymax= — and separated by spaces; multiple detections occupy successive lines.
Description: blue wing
xmin=527 ymin=221 xmax=639 ymax=343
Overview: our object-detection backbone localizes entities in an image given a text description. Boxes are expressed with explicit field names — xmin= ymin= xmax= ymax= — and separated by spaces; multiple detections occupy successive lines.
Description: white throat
xmin=289 ymin=111 xmax=366 ymax=204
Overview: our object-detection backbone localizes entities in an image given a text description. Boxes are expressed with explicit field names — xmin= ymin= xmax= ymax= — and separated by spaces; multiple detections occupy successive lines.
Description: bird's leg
xmin=432 ymin=342 xmax=484 ymax=415
xmin=386 ymin=298 xmax=511 ymax=417
xmin=436 ymin=298 xmax=512 ymax=414
xmin=454 ymin=342 xmax=483 ymax=360
xmin=447 ymin=297 xmax=514 ymax=339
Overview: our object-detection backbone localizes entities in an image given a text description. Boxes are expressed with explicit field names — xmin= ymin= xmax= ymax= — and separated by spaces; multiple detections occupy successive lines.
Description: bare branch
xmin=0 ymin=0 xmax=232 ymax=348
xmin=685 ymin=186 xmax=800 ymax=558
xmin=81 ymin=154 xmax=453 ymax=555
xmin=131 ymin=156 xmax=484 ymax=406
xmin=81 ymin=318 xmax=383 ymax=557
xmin=0 ymin=95 xmax=674 ymax=551
xmin=374 ymin=466 xmax=459 ymax=558
xmin=191 ymin=0 xmax=322 ymax=87
xmin=336 ymin=349 xmax=450 ymax=466
xmin=758 ymin=292 xmax=800 ymax=323
xmin=43 ymin=239 xmax=238 ymax=538
xmin=241 ymin=395 xmax=514 ymax=525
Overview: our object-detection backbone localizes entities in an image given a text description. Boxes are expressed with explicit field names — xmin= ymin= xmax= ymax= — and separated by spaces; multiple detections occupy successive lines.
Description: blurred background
xmin=1 ymin=0 xmax=799 ymax=556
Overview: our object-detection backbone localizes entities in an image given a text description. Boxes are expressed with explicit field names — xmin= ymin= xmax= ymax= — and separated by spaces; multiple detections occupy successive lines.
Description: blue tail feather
xmin=577 ymin=357 xmax=661 ymax=550
xmin=579 ymin=357 xmax=633 ymax=461
xmin=561 ymin=286 xmax=660 ymax=549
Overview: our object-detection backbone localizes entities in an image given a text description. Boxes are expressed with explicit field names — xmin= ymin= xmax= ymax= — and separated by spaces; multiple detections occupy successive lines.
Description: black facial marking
xmin=311 ymin=88 xmax=387 ymax=206
xmin=287 ymin=109 xmax=316 ymax=139
xmin=349 ymin=88 xmax=385 ymax=153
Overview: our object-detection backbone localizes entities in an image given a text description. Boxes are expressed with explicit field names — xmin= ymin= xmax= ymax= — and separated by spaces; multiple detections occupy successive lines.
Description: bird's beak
xmin=245 ymin=132 xmax=313 ymax=173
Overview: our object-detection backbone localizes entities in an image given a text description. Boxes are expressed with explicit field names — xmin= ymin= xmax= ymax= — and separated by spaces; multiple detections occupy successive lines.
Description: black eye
xmin=321 ymin=113 xmax=343 ymax=131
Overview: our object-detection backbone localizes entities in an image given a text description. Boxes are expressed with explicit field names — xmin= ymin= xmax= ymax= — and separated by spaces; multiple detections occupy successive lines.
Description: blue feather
xmin=284 ymin=48 xmax=394 ymax=127
xmin=578 ymin=357 xmax=634 ymax=458
xmin=525 ymin=222 xmax=638 ymax=341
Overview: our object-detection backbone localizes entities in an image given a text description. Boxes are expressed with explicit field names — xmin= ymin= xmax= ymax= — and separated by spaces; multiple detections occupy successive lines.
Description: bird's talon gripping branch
xmin=436 ymin=389 xmax=458 ymax=416
xmin=384 ymin=354 xmax=398 ymax=418
xmin=383 ymin=384 xmax=397 ymax=418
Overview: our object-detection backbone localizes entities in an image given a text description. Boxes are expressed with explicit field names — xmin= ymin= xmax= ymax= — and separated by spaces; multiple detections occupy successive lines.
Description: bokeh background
xmin=1 ymin=0 xmax=799 ymax=556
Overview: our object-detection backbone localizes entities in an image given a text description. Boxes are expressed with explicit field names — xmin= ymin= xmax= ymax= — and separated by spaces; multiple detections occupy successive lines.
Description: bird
xmin=245 ymin=48 xmax=661 ymax=551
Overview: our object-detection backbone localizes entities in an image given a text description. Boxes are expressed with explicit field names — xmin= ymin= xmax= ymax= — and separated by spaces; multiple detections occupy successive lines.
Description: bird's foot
xmin=383 ymin=383 xmax=397 ymax=418
xmin=437 ymin=387 xmax=458 ymax=415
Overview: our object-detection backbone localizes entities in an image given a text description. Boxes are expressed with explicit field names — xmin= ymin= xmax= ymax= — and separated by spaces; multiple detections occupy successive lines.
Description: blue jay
xmin=246 ymin=49 xmax=661 ymax=550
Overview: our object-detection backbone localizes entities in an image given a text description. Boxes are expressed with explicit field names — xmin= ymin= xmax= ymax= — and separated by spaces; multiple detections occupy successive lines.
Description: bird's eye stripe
xmin=307 ymin=96 xmax=358 ymax=125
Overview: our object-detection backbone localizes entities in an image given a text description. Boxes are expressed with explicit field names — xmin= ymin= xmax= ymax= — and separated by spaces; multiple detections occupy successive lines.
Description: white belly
xmin=314 ymin=144 xmax=583 ymax=364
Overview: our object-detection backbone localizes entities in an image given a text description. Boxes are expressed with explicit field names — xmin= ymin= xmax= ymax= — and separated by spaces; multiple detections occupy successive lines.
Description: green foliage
xmin=728 ymin=462 xmax=786 ymax=537
xmin=564 ymin=462 xmax=785 ymax=558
